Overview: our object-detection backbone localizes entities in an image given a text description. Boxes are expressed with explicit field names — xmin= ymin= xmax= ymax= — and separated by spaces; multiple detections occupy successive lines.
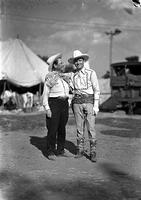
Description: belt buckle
xmin=75 ymin=94 xmax=81 ymax=98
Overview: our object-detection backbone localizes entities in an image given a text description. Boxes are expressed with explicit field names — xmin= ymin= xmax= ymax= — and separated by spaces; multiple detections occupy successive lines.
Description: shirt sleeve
xmin=42 ymin=82 xmax=50 ymax=110
xmin=91 ymin=70 xmax=100 ymax=101
xmin=45 ymin=72 xmax=58 ymax=88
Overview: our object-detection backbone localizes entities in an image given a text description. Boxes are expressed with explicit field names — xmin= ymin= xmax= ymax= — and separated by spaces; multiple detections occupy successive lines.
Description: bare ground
xmin=0 ymin=110 xmax=141 ymax=200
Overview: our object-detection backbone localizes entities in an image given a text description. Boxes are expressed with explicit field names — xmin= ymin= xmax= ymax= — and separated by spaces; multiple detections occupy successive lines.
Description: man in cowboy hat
xmin=68 ymin=50 xmax=100 ymax=162
xmin=42 ymin=53 xmax=70 ymax=160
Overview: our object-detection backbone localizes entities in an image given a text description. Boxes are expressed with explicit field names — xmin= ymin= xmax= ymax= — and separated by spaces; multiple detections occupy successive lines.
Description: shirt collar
xmin=78 ymin=67 xmax=85 ymax=75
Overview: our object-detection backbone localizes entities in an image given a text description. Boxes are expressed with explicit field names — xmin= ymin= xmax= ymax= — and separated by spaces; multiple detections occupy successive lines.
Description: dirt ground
xmin=0 ymin=109 xmax=141 ymax=200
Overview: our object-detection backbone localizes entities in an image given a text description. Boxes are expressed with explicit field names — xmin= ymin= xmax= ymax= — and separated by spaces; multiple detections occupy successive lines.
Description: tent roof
xmin=0 ymin=39 xmax=49 ymax=87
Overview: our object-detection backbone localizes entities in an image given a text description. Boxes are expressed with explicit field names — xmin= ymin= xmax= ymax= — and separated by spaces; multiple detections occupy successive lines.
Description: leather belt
xmin=57 ymin=96 xmax=68 ymax=100
xmin=49 ymin=96 xmax=68 ymax=100
xmin=74 ymin=94 xmax=93 ymax=98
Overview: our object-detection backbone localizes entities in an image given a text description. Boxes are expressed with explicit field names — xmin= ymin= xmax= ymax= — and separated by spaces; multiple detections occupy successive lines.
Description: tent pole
xmin=39 ymin=83 xmax=42 ymax=105
xmin=2 ymin=80 xmax=6 ymax=106
xmin=3 ymin=81 xmax=6 ymax=93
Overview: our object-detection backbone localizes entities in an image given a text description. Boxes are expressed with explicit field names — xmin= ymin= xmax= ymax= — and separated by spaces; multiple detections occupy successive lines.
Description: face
xmin=54 ymin=58 xmax=65 ymax=72
xmin=74 ymin=58 xmax=84 ymax=71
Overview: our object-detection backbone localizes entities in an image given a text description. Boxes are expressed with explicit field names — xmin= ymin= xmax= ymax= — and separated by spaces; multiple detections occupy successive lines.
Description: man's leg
xmin=85 ymin=103 xmax=97 ymax=162
xmin=46 ymin=99 xmax=60 ymax=159
xmin=90 ymin=140 xmax=97 ymax=162
xmin=72 ymin=103 xmax=85 ymax=158
xmin=46 ymin=116 xmax=57 ymax=153
xmin=57 ymin=100 xmax=69 ymax=155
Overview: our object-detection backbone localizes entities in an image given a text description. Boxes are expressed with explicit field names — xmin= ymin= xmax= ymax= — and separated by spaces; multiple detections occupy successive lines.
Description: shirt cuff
xmin=43 ymin=105 xmax=50 ymax=111
xmin=94 ymin=99 xmax=99 ymax=108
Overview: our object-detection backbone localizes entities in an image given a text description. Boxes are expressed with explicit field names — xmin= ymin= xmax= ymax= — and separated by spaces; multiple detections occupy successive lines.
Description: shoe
xmin=47 ymin=152 xmax=56 ymax=160
xmin=74 ymin=151 xmax=84 ymax=159
xmin=90 ymin=152 xmax=97 ymax=162
xmin=56 ymin=150 xmax=69 ymax=157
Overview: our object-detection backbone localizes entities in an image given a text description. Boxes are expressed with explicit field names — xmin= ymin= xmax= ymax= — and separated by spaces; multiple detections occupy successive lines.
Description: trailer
xmin=110 ymin=56 xmax=141 ymax=114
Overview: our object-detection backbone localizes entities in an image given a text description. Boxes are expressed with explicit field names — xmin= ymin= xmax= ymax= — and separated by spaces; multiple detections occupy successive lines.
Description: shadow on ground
xmin=1 ymin=113 xmax=141 ymax=138
xmin=0 ymin=163 xmax=141 ymax=200
xmin=0 ymin=111 xmax=75 ymax=132
xmin=30 ymin=136 xmax=77 ymax=157
xmin=30 ymin=136 xmax=95 ymax=162
xmin=0 ymin=114 xmax=45 ymax=131
xmin=97 ymin=118 xmax=141 ymax=138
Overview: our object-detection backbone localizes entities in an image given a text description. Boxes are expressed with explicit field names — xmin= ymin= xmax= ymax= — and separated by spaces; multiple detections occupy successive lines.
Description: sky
xmin=0 ymin=0 xmax=141 ymax=77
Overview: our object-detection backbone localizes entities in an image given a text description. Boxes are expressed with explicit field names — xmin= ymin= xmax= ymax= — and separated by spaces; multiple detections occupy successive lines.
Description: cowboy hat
xmin=47 ymin=53 xmax=62 ymax=71
xmin=68 ymin=50 xmax=89 ymax=64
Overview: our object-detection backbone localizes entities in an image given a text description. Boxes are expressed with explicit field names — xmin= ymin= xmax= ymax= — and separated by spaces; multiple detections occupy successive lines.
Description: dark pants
xmin=46 ymin=97 xmax=69 ymax=153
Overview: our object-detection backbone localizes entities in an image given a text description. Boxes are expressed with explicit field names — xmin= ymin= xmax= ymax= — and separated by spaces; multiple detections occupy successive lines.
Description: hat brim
xmin=68 ymin=54 xmax=89 ymax=64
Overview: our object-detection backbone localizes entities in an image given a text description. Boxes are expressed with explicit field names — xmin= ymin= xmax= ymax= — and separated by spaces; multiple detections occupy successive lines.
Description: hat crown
xmin=47 ymin=53 xmax=61 ymax=65
xmin=47 ymin=53 xmax=62 ymax=71
xmin=68 ymin=50 xmax=89 ymax=64
xmin=73 ymin=50 xmax=84 ymax=58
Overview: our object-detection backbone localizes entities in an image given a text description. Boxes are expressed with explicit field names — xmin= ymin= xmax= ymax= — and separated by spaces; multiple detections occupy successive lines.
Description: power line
xmin=1 ymin=12 xmax=141 ymax=32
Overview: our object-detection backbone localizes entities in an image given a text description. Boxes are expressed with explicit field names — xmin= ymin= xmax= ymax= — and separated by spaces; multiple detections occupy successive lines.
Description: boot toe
xmin=74 ymin=152 xmax=84 ymax=159
xmin=90 ymin=153 xmax=97 ymax=162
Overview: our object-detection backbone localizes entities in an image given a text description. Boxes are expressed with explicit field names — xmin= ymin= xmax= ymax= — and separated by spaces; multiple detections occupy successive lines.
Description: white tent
xmin=0 ymin=39 xmax=49 ymax=87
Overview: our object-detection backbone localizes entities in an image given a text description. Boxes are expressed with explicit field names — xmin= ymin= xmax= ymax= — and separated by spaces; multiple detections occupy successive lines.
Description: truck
xmin=110 ymin=56 xmax=141 ymax=114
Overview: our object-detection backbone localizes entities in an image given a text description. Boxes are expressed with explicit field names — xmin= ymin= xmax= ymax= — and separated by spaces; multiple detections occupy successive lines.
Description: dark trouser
xmin=46 ymin=97 xmax=69 ymax=153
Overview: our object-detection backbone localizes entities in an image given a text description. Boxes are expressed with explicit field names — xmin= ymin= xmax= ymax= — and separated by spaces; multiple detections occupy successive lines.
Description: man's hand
xmin=46 ymin=109 xmax=52 ymax=118
xmin=93 ymin=107 xmax=99 ymax=116
xmin=93 ymin=100 xmax=99 ymax=116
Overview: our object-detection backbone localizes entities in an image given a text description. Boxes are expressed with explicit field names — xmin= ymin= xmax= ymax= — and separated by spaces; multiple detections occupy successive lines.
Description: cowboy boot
xmin=90 ymin=140 xmax=97 ymax=162
xmin=74 ymin=138 xmax=84 ymax=159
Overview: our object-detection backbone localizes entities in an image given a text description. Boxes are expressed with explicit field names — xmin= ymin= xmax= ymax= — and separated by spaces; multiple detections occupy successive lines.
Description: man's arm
xmin=42 ymin=83 xmax=52 ymax=118
xmin=91 ymin=70 xmax=100 ymax=115
xmin=62 ymin=72 xmax=74 ymax=94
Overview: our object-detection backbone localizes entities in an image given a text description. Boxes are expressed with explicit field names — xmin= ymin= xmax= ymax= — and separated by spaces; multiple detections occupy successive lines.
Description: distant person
xmin=22 ymin=92 xmax=33 ymax=112
xmin=68 ymin=50 xmax=100 ymax=162
xmin=42 ymin=53 xmax=70 ymax=160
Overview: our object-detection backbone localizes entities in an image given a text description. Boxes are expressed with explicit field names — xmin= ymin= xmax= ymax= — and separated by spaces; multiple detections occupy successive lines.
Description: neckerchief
xmin=45 ymin=71 xmax=70 ymax=88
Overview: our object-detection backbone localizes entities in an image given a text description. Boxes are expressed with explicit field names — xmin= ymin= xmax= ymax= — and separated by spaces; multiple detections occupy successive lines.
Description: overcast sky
xmin=1 ymin=0 xmax=141 ymax=77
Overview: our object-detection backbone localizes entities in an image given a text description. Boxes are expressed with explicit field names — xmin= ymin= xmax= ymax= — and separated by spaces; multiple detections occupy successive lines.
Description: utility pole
xmin=105 ymin=28 xmax=122 ymax=76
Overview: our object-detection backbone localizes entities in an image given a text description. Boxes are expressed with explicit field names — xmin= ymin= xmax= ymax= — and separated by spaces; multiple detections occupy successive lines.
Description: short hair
xmin=52 ymin=58 xmax=59 ymax=70
xmin=53 ymin=59 xmax=59 ymax=66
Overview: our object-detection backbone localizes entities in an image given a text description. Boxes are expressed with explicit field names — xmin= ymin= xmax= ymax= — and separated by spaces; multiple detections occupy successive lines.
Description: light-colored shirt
xmin=70 ymin=67 xmax=100 ymax=100
xmin=42 ymin=71 xmax=69 ymax=110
